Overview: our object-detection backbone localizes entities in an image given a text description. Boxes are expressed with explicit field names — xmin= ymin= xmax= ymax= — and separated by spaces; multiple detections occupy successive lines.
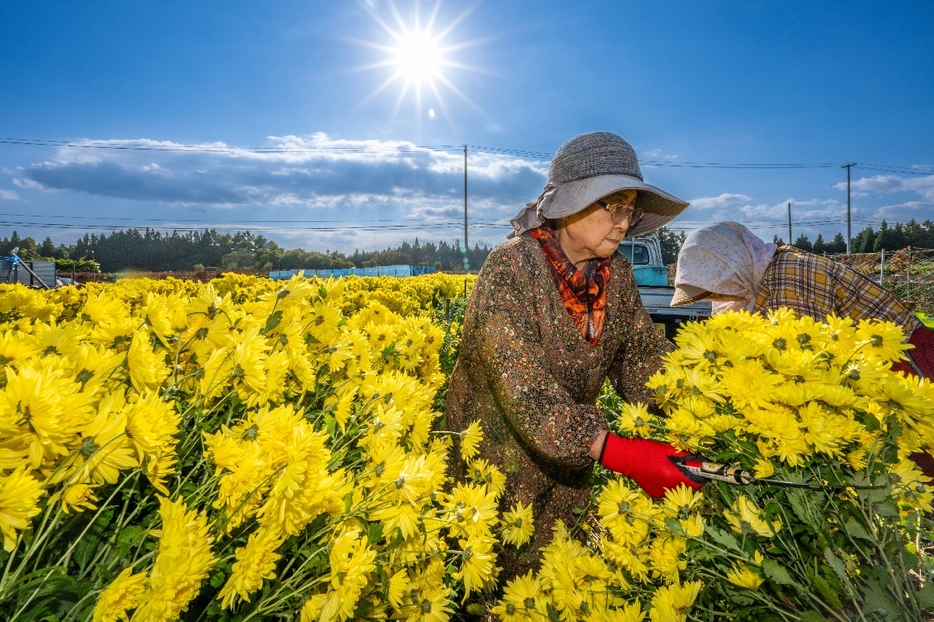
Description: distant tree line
xmin=0 ymin=228 xmax=494 ymax=273
xmin=773 ymin=219 xmax=934 ymax=254
xmin=14 ymin=218 xmax=927 ymax=275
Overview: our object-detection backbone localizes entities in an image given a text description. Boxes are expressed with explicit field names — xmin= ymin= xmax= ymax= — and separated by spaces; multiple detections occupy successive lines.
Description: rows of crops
xmin=0 ymin=273 xmax=933 ymax=621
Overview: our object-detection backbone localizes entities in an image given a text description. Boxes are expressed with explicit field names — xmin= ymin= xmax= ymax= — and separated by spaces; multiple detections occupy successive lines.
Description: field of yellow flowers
xmin=1 ymin=273 xmax=933 ymax=622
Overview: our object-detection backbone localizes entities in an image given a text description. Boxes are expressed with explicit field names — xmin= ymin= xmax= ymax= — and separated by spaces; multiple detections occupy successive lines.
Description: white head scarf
xmin=674 ymin=222 xmax=778 ymax=312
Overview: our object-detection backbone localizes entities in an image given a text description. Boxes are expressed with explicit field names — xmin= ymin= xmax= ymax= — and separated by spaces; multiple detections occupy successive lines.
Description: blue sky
xmin=1 ymin=0 xmax=932 ymax=254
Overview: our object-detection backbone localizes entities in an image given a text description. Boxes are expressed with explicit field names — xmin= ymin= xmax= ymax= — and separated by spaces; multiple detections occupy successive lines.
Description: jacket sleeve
xmin=606 ymin=262 xmax=674 ymax=405
xmin=466 ymin=245 xmax=607 ymax=470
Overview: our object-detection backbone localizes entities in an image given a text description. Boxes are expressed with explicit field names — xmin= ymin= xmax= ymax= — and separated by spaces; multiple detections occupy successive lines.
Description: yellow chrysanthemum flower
xmin=218 ymin=527 xmax=282 ymax=608
xmin=132 ymin=497 xmax=216 ymax=622
xmin=661 ymin=484 xmax=704 ymax=518
xmin=26 ymin=318 xmax=84 ymax=359
xmin=126 ymin=330 xmax=170 ymax=393
xmin=648 ymin=581 xmax=701 ymax=622
xmin=454 ymin=532 xmax=496 ymax=596
xmin=387 ymin=569 xmax=409 ymax=609
xmin=855 ymin=319 xmax=909 ymax=363
xmin=466 ymin=458 xmax=507 ymax=497
xmin=444 ymin=482 xmax=499 ymax=538
xmin=0 ymin=466 xmax=43 ymax=551
xmin=726 ymin=551 xmax=765 ymax=590
xmin=724 ymin=495 xmax=782 ymax=538
xmin=598 ymin=480 xmax=656 ymax=547
xmin=649 ymin=536 xmax=688 ymax=582
xmin=0 ymin=330 xmax=40 ymax=368
xmin=493 ymin=571 xmax=547 ymax=621
xmin=500 ymin=501 xmax=534 ymax=547
xmin=719 ymin=360 xmax=784 ymax=412
xmin=1 ymin=362 xmax=96 ymax=469
xmin=398 ymin=583 xmax=452 ymax=622
xmin=60 ymin=483 xmax=99 ymax=514
xmin=460 ymin=420 xmax=483 ymax=462
xmin=753 ymin=459 xmax=775 ymax=478
xmin=326 ymin=528 xmax=378 ymax=620
xmin=93 ymin=567 xmax=147 ymax=622
xmin=616 ymin=401 xmax=655 ymax=437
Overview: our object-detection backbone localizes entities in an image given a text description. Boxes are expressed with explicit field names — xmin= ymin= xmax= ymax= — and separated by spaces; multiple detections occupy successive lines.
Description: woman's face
xmin=554 ymin=190 xmax=636 ymax=267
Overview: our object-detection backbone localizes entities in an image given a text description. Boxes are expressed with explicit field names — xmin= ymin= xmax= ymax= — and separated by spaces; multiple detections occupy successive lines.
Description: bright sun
xmin=392 ymin=33 xmax=443 ymax=83
xmin=353 ymin=0 xmax=483 ymax=123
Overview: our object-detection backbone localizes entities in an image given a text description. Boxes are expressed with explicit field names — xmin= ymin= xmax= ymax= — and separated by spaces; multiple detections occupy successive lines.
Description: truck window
xmin=617 ymin=244 xmax=650 ymax=265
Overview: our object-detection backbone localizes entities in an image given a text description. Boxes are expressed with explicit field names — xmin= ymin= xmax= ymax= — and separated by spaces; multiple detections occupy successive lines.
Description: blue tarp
xmin=269 ymin=264 xmax=437 ymax=281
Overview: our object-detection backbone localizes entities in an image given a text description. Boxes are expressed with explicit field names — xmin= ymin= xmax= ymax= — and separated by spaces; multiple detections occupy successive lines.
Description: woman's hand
xmin=593 ymin=433 xmax=705 ymax=498
xmin=589 ymin=431 xmax=608 ymax=461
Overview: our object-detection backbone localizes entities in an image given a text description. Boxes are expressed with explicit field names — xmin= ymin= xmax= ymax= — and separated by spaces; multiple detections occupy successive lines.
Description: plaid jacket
xmin=753 ymin=247 xmax=921 ymax=334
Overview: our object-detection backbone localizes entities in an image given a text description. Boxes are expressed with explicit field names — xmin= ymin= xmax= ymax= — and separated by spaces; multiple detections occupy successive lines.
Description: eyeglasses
xmin=595 ymin=199 xmax=644 ymax=227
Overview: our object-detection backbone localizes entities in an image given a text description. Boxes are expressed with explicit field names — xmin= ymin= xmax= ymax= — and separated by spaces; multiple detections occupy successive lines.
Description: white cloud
xmin=15 ymin=134 xmax=549 ymax=213
xmin=687 ymin=193 xmax=752 ymax=209
xmin=0 ymin=189 xmax=18 ymax=200
xmin=833 ymin=173 xmax=934 ymax=202
xmin=641 ymin=148 xmax=679 ymax=161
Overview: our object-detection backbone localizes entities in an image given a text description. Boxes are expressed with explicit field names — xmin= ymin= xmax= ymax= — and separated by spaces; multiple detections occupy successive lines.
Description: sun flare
xmin=392 ymin=33 xmax=443 ymax=84
xmin=354 ymin=0 xmax=484 ymax=124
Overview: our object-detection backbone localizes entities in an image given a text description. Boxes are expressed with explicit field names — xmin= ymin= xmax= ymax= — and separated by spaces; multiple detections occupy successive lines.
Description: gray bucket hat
xmin=510 ymin=132 xmax=689 ymax=238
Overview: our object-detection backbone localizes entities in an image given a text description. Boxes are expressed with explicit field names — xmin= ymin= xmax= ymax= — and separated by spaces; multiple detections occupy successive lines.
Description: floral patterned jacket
xmin=445 ymin=233 xmax=672 ymax=577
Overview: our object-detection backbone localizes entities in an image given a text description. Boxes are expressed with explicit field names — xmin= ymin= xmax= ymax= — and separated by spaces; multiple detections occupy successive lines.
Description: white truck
xmin=618 ymin=236 xmax=712 ymax=340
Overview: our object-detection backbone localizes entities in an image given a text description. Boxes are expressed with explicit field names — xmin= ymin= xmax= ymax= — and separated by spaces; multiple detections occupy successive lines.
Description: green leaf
xmin=73 ymin=507 xmax=116 ymax=572
xmin=368 ymin=521 xmax=383 ymax=544
xmin=262 ymin=309 xmax=283 ymax=335
xmin=787 ymin=489 xmax=818 ymax=528
xmin=799 ymin=612 xmax=830 ymax=622
xmin=812 ymin=574 xmax=844 ymax=610
xmin=862 ymin=577 xmax=899 ymax=619
xmin=6 ymin=567 xmax=92 ymax=621
xmin=727 ymin=592 xmax=755 ymax=606
xmin=664 ymin=517 xmax=684 ymax=534
xmin=862 ymin=486 xmax=891 ymax=504
xmin=762 ymin=559 xmax=796 ymax=586
xmin=707 ymin=526 xmax=742 ymax=553
xmin=854 ymin=409 xmax=881 ymax=432
xmin=916 ymin=581 xmax=934 ymax=609
xmin=546 ymin=602 xmax=562 ymax=622
xmin=873 ymin=500 xmax=900 ymax=517
xmin=842 ymin=518 xmax=873 ymax=542
xmin=823 ymin=548 xmax=847 ymax=583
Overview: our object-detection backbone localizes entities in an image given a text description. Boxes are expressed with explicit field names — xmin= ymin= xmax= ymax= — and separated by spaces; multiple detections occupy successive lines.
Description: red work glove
xmin=598 ymin=434 xmax=705 ymax=498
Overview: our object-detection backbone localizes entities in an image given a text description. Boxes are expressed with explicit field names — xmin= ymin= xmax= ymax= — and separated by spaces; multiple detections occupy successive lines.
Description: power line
xmin=855 ymin=164 xmax=933 ymax=176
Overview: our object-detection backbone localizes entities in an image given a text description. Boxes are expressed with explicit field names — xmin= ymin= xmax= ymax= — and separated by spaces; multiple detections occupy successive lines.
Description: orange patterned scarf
xmin=530 ymin=225 xmax=611 ymax=345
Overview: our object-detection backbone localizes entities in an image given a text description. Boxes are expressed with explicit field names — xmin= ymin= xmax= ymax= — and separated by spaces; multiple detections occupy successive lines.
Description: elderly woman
xmin=445 ymin=132 xmax=703 ymax=579
xmin=671 ymin=221 xmax=934 ymax=378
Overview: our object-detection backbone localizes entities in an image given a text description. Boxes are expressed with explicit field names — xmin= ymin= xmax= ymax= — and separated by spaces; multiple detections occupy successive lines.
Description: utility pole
xmin=787 ymin=202 xmax=792 ymax=246
xmin=842 ymin=163 xmax=856 ymax=254
xmin=463 ymin=145 xmax=469 ymax=271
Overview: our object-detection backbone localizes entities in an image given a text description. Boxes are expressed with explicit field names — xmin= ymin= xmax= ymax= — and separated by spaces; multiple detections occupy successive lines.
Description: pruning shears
xmin=671 ymin=455 xmax=886 ymax=491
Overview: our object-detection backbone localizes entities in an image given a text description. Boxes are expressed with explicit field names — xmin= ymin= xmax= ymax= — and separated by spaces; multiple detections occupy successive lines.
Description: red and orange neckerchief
xmin=529 ymin=225 xmax=611 ymax=345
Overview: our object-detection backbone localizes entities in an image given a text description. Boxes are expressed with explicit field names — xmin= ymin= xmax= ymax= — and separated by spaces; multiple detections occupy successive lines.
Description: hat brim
xmin=671 ymin=284 xmax=711 ymax=307
xmin=540 ymin=174 xmax=690 ymax=237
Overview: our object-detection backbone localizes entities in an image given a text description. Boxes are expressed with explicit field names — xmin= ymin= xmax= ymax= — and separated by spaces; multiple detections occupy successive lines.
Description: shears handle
xmin=670 ymin=455 xmax=754 ymax=485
